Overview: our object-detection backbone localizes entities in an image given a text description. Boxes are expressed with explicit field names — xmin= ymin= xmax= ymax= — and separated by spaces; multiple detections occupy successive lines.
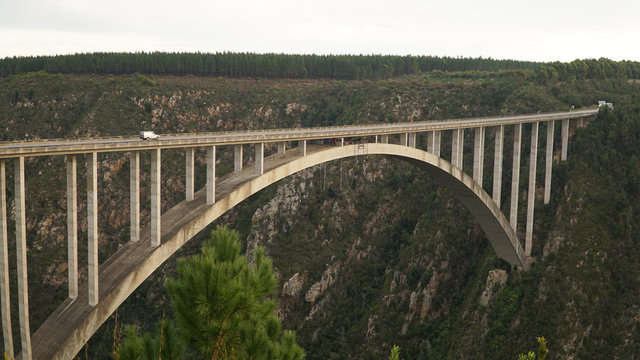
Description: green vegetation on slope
xmin=1 ymin=57 xmax=640 ymax=358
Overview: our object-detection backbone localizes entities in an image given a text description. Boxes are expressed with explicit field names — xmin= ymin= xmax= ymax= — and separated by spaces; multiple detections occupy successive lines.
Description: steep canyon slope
xmin=1 ymin=70 xmax=640 ymax=358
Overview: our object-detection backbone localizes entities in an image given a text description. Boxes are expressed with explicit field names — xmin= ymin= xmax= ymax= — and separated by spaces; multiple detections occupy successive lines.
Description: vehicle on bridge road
xmin=139 ymin=131 xmax=159 ymax=140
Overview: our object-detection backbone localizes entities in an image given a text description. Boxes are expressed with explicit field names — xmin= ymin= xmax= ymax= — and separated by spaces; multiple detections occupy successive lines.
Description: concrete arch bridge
xmin=0 ymin=109 xmax=597 ymax=359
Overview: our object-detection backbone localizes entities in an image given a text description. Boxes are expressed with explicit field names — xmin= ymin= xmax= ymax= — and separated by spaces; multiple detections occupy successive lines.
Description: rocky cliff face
xmin=2 ymin=73 xmax=640 ymax=359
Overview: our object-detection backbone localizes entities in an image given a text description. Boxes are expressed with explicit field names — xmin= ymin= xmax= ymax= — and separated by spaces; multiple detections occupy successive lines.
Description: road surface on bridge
xmin=0 ymin=109 xmax=597 ymax=159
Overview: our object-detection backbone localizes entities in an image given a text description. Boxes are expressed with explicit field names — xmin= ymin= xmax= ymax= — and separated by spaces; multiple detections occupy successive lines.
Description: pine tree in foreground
xmin=165 ymin=225 xmax=305 ymax=360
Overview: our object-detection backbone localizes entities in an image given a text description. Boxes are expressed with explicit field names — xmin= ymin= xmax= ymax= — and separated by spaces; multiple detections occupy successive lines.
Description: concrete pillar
xmin=130 ymin=151 xmax=140 ymax=243
xmin=561 ymin=119 xmax=569 ymax=161
xmin=206 ymin=146 xmax=216 ymax=205
xmin=452 ymin=129 xmax=464 ymax=169
xmin=66 ymin=155 xmax=78 ymax=300
xmin=433 ymin=131 xmax=441 ymax=157
xmin=408 ymin=133 xmax=416 ymax=148
xmin=452 ymin=129 xmax=461 ymax=168
xmin=375 ymin=135 xmax=379 ymax=143
xmin=577 ymin=117 xmax=584 ymax=128
xmin=493 ymin=125 xmax=504 ymax=207
xmin=402 ymin=133 xmax=409 ymax=146
xmin=299 ymin=140 xmax=307 ymax=156
xmin=255 ymin=143 xmax=264 ymax=175
xmin=473 ymin=127 xmax=485 ymax=186
xmin=87 ymin=153 xmax=98 ymax=307
xmin=544 ymin=121 xmax=555 ymax=204
xmin=185 ymin=148 xmax=194 ymax=201
xmin=380 ymin=135 xmax=389 ymax=144
xmin=426 ymin=132 xmax=434 ymax=153
xmin=277 ymin=142 xmax=286 ymax=154
xmin=0 ymin=160 xmax=13 ymax=359
xmin=340 ymin=138 xmax=345 ymax=146
xmin=510 ymin=124 xmax=522 ymax=230
xmin=234 ymin=144 xmax=243 ymax=172
xmin=525 ymin=122 xmax=539 ymax=256
xmin=150 ymin=149 xmax=161 ymax=248
xmin=459 ymin=129 xmax=465 ymax=168
xmin=15 ymin=157 xmax=31 ymax=360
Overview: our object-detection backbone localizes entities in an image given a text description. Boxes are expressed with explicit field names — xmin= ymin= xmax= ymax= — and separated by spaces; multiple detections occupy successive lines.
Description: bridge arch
xmin=30 ymin=143 xmax=526 ymax=359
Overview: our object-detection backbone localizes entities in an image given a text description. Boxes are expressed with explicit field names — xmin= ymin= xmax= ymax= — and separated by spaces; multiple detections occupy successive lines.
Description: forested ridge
xmin=1 ymin=52 xmax=541 ymax=79
xmin=1 ymin=56 xmax=640 ymax=359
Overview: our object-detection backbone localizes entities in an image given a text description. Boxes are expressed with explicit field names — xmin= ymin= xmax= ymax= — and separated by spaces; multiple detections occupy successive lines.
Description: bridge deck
xmin=29 ymin=145 xmax=326 ymax=359
xmin=0 ymin=110 xmax=597 ymax=159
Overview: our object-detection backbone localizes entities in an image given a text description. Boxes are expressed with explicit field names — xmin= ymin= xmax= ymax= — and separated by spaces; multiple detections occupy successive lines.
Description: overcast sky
xmin=1 ymin=0 xmax=638 ymax=62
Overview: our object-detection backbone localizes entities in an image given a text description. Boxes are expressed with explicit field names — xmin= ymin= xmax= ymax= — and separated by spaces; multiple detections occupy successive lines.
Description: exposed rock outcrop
xmin=282 ymin=272 xmax=306 ymax=298
xmin=305 ymin=262 xmax=340 ymax=303
xmin=479 ymin=269 xmax=508 ymax=306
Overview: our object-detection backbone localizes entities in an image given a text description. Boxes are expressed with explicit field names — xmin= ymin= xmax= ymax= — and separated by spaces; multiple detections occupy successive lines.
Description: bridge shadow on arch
xmin=30 ymin=143 xmax=526 ymax=359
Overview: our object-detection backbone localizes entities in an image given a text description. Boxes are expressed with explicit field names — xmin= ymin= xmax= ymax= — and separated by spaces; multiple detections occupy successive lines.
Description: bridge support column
xmin=452 ymin=129 xmax=464 ymax=169
xmin=433 ymin=131 xmax=441 ymax=157
xmin=87 ymin=153 xmax=99 ymax=307
xmin=341 ymin=138 xmax=345 ymax=146
xmin=510 ymin=124 xmax=522 ymax=229
xmin=15 ymin=157 xmax=31 ymax=360
xmin=525 ymin=122 xmax=539 ymax=256
xmin=206 ymin=146 xmax=215 ymax=205
xmin=544 ymin=121 xmax=555 ymax=204
xmin=427 ymin=130 xmax=441 ymax=157
xmin=130 ymin=151 xmax=140 ymax=243
xmin=401 ymin=133 xmax=409 ymax=146
xmin=0 ymin=160 xmax=13 ymax=359
xmin=299 ymin=140 xmax=307 ymax=156
xmin=578 ymin=117 xmax=584 ymax=128
xmin=234 ymin=144 xmax=243 ymax=172
xmin=277 ymin=142 xmax=286 ymax=155
xmin=407 ymin=133 xmax=416 ymax=147
xmin=561 ymin=119 xmax=569 ymax=161
xmin=151 ymin=149 xmax=161 ymax=248
xmin=380 ymin=135 xmax=389 ymax=144
xmin=473 ymin=127 xmax=485 ymax=186
xmin=66 ymin=155 xmax=78 ymax=300
xmin=493 ymin=125 xmax=504 ymax=207
xmin=185 ymin=148 xmax=194 ymax=201
xmin=256 ymin=143 xmax=264 ymax=175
